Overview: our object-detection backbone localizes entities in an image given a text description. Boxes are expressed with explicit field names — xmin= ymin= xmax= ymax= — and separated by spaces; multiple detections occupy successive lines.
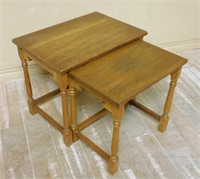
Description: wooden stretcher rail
xmin=34 ymin=105 xmax=64 ymax=133
xmin=129 ymin=99 xmax=161 ymax=121
xmin=78 ymin=108 xmax=109 ymax=131
xmin=76 ymin=131 xmax=110 ymax=161
xmin=34 ymin=88 xmax=60 ymax=105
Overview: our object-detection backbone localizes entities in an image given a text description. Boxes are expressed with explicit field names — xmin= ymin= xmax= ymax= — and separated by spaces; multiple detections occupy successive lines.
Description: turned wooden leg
xmin=69 ymin=86 xmax=78 ymax=142
xmin=158 ymin=68 xmax=181 ymax=132
xmin=58 ymin=75 xmax=73 ymax=146
xmin=108 ymin=105 xmax=124 ymax=175
xmin=18 ymin=48 xmax=36 ymax=115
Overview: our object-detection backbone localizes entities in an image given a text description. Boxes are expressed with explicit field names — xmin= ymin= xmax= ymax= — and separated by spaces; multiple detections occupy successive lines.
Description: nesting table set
xmin=13 ymin=12 xmax=187 ymax=174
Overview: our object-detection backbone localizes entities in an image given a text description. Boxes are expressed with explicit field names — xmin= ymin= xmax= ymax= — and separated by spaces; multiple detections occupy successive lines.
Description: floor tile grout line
xmin=150 ymin=131 xmax=186 ymax=179
xmin=36 ymin=78 xmax=66 ymax=179
xmin=0 ymin=130 xmax=6 ymax=179
xmin=57 ymin=133 xmax=77 ymax=179
xmin=172 ymin=77 xmax=200 ymax=131
xmin=48 ymin=124 xmax=66 ymax=178
xmin=1 ymin=81 xmax=9 ymax=179
xmin=78 ymin=141 xmax=96 ymax=178
xmin=171 ymin=122 xmax=200 ymax=154
xmin=45 ymin=106 xmax=66 ymax=179
xmin=2 ymin=81 xmax=10 ymax=129
xmin=16 ymin=82 xmax=36 ymax=179
xmin=121 ymin=118 xmax=156 ymax=179
xmin=170 ymin=126 xmax=200 ymax=177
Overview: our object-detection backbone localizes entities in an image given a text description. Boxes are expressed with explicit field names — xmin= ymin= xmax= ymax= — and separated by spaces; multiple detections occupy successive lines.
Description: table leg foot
xmin=28 ymin=106 xmax=37 ymax=115
xmin=108 ymin=156 xmax=119 ymax=175
xmin=158 ymin=114 xmax=168 ymax=132
xmin=28 ymin=100 xmax=36 ymax=115
xmin=63 ymin=129 xmax=73 ymax=147
xmin=73 ymin=131 xmax=79 ymax=142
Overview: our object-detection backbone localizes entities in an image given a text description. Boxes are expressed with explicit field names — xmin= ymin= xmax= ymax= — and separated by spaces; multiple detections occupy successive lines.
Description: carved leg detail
xmin=158 ymin=68 xmax=181 ymax=132
xmin=18 ymin=48 xmax=36 ymax=115
xmin=108 ymin=106 xmax=124 ymax=175
xmin=58 ymin=75 xmax=73 ymax=146
xmin=69 ymin=86 xmax=78 ymax=142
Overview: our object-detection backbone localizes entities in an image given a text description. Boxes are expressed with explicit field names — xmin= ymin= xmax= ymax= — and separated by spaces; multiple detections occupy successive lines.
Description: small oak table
xmin=12 ymin=12 xmax=147 ymax=146
xmin=68 ymin=40 xmax=187 ymax=174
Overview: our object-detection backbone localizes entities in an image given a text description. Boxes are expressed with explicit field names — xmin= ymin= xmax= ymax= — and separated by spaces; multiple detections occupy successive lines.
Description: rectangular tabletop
xmin=12 ymin=12 xmax=147 ymax=74
xmin=69 ymin=40 xmax=187 ymax=105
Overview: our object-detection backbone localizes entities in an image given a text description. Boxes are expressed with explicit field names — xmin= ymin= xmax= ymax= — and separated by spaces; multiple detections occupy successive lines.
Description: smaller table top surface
xmin=12 ymin=12 xmax=147 ymax=74
xmin=69 ymin=40 xmax=187 ymax=105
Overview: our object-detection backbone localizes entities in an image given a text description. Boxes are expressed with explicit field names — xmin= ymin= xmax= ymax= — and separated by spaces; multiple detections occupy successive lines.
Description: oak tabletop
xmin=12 ymin=12 xmax=147 ymax=74
xmin=69 ymin=40 xmax=187 ymax=105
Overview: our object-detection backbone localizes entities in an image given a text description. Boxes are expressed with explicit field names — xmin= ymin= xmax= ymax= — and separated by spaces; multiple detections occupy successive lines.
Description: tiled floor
xmin=0 ymin=49 xmax=200 ymax=178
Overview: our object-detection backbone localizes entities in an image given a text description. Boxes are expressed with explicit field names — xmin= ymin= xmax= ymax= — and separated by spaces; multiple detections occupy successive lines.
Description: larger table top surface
xmin=12 ymin=12 xmax=147 ymax=74
xmin=69 ymin=40 xmax=187 ymax=105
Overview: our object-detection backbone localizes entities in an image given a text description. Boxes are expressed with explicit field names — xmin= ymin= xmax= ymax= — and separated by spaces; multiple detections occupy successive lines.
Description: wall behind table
xmin=1 ymin=0 xmax=200 ymax=80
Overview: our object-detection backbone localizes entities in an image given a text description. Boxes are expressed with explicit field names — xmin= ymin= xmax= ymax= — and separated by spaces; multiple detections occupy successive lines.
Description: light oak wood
xmin=12 ymin=12 xmax=147 ymax=148
xmin=69 ymin=40 xmax=187 ymax=174
xmin=12 ymin=12 xmax=147 ymax=74
xmin=69 ymin=40 xmax=187 ymax=105
xmin=158 ymin=68 xmax=182 ymax=132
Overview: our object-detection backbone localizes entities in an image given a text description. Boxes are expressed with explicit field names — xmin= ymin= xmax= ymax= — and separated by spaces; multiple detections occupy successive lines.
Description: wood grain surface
xmin=12 ymin=12 xmax=147 ymax=74
xmin=69 ymin=40 xmax=187 ymax=105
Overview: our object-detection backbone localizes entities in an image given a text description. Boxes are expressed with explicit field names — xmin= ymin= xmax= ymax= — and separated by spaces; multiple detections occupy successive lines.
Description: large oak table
xmin=12 ymin=12 xmax=147 ymax=147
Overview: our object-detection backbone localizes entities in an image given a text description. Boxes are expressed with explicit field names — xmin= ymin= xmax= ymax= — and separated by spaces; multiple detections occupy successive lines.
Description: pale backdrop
xmin=1 ymin=0 xmax=200 ymax=80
